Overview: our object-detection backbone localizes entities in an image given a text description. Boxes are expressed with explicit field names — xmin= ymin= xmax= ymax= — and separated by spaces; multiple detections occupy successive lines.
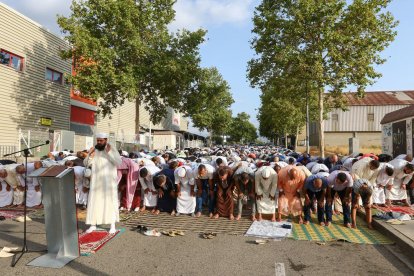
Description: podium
xmin=27 ymin=166 xmax=79 ymax=268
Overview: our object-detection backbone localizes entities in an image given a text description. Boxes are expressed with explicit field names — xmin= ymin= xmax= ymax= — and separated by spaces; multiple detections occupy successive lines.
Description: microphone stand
xmin=4 ymin=141 xmax=49 ymax=267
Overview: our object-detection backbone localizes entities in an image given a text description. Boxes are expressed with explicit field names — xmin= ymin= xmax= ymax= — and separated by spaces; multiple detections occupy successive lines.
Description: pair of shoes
xmin=0 ymin=247 xmax=19 ymax=258
xmin=136 ymin=225 xmax=148 ymax=232
xmin=201 ymin=232 xmax=217 ymax=239
xmin=143 ymin=229 xmax=161 ymax=237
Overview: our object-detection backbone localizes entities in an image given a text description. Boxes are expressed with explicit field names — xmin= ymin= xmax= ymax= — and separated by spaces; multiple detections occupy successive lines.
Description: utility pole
xmin=306 ymin=81 xmax=310 ymax=153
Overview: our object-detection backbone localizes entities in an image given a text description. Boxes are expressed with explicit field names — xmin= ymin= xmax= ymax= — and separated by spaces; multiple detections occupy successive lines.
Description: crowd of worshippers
xmin=0 ymin=146 xmax=413 ymax=229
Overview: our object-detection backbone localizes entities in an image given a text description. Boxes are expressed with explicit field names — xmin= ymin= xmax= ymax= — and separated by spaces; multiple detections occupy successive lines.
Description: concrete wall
xmin=0 ymin=3 xmax=71 ymax=146
xmin=324 ymin=132 xmax=382 ymax=148
xmin=153 ymin=134 xmax=176 ymax=151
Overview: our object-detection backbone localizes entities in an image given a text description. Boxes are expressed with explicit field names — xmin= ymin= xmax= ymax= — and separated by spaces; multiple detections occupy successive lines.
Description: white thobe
xmin=0 ymin=178 xmax=13 ymax=207
xmin=255 ymin=166 xmax=278 ymax=214
xmin=373 ymin=163 xmax=394 ymax=204
xmin=25 ymin=163 xmax=42 ymax=207
xmin=351 ymin=158 xmax=380 ymax=185
xmin=175 ymin=166 xmax=196 ymax=214
xmin=85 ymin=145 xmax=122 ymax=225
xmin=386 ymin=159 xmax=413 ymax=201
xmin=139 ymin=165 xmax=161 ymax=207
xmin=74 ymin=166 xmax=88 ymax=205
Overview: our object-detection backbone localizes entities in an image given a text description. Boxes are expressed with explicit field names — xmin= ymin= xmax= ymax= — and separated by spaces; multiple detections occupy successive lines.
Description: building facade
xmin=309 ymin=91 xmax=414 ymax=150
xmin=381 ymin=105 xmax=414 ymax=157
xmin=0 ymin=3 xmax=205 ymax=156
xmin=0 ymin=3 xmax=71 ymax=156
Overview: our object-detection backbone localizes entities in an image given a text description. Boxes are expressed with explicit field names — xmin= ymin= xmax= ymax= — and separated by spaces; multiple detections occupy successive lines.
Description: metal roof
xmin=343 ymin=91 xmax=414 ymax=106
xmin=381 ymin=105 xmax=414 ymax=124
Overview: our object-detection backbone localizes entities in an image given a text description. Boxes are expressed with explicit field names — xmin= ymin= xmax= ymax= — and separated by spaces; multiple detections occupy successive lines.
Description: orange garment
xmin=277 ymin=166 xmax=306 ymax=216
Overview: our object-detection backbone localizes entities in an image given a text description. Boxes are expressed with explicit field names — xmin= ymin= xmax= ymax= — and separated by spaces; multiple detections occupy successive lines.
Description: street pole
xmin=306 ymin=81 xmax=310 ymax=153
xmin=149 ymin=121 xmax=152 ymax=151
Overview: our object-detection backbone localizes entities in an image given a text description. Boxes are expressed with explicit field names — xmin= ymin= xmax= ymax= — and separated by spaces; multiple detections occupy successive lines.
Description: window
xmin=331 ymin=114 xmax=338 ymax=121
xmin=367 ymin=113 xmax=374 ymax=121
xmin=0 ymin=49 xmax=24 ymax=71
xmin=45 ymin=68 xmax=63 ymax=84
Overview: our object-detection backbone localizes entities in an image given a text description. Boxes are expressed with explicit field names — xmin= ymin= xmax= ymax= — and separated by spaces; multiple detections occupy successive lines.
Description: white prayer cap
xmin=177 ymin=167 xmax=186 ymax=178
xmin=262 ymin=167 xmax=272 ymax=178
xmin=96 ymin=133 xmax=108 ymax=139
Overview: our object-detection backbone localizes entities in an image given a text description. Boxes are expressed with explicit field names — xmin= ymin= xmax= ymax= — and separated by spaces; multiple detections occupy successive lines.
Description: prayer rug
xmin=126 ymin=211 xmax=253 ymax=235
xmin=79 ymin=228 xmax=125 ymax=256
xmin=28 ymin=209 xmax=44 ymax=219
xmin=291 ymin=214 xmax=393 ymax=244
xmin=0 ymin=209 xmax=33 ymax=219
xmin=245 ymin=221 xmax=292 ymax=239
xmin=75 ymin=210 xmax=137 ymax=222
xmin=373 ymin=205 xmax=414 ymax=216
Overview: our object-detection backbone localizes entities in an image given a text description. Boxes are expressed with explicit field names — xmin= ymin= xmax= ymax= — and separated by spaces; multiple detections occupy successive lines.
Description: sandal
xmin=143 ymin=229 xmax=161 ymax=237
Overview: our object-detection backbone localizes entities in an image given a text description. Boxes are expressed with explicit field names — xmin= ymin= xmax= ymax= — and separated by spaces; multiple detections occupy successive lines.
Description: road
xmin=0 ymin=219 xmax=412 ymax=276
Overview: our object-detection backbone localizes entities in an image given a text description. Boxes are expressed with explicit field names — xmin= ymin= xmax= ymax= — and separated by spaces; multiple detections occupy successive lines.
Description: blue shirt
xmin=304 ymin=174 xmax=328 ymax=192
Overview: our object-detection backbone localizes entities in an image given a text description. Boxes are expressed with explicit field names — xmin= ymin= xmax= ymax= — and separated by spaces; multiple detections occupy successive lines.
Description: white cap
xmin=96 ymin=133 xmax=108 ymax=139
xmin=262 ymin=167 xmax=272 ymax=178
xmin=177 ymin=167 xmax=186 ymax=178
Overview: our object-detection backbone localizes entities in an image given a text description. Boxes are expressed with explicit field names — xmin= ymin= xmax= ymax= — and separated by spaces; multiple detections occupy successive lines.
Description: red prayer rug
xmin=374 ymin=205 xmax=414 ymax=216
xmin=0 ymin=209 xmax=32 ymax=219
xmin=79 ymin=228 xmax=124 ymax=256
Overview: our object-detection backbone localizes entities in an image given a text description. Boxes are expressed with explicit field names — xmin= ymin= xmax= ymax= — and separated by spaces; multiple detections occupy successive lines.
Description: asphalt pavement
xmin=0 ymin=218 xmax=413 ymax=276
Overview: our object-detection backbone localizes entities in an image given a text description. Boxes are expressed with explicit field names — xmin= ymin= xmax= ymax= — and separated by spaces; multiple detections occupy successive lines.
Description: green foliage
xmin=58 ymin=0 xmax=206 ymax=123
xmin=227 ymin=112 xmax=258 ymax=144
xmin=248 ymin=0 xmax=398 ymax=148
xmin=187 ymin=67 xmax=234 ymax=135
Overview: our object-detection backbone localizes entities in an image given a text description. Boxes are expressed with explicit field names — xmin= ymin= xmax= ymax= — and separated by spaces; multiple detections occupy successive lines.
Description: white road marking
xmin=275 ymin=262 xmax=286 ymax=276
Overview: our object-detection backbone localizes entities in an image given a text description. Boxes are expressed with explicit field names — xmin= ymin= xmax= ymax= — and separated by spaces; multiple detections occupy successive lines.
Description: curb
xmin=357 ymin=211 xmax=414 ymax=257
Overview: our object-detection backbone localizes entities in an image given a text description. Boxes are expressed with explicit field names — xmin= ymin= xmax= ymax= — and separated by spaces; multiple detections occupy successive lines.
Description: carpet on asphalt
xmin=125 ymin=211 xmax=253 ymax=235
xmin=291 ymin=214 xmax=394 ymax=244
xmin=79 ymin=228 xmax=125 ymax=256
xmin=0 ymin=209 xmax=34 ymax=219
xmin=373 ymin=205 xmax=414 ymax=216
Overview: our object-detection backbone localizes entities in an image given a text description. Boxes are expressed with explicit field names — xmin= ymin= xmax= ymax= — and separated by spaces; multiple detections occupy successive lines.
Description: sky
xmin=2 ymin=0 xmax=414 ymax=135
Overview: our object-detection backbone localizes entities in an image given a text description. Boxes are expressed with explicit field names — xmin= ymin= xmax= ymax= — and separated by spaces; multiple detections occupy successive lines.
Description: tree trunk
xmin=135 ymin=96 xmax=140 ymax=142
xmin=284 ymin=133 xmax=288 ymax=148
xmin=295 ymin=126 xmax=299 ymax=150
xmin=318 ymin=89 xmax=325 ymax=158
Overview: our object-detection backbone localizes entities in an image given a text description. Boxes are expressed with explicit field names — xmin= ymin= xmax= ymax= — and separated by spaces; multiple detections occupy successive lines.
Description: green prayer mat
xmin=291 ymin=214 xmax=394 ymax=244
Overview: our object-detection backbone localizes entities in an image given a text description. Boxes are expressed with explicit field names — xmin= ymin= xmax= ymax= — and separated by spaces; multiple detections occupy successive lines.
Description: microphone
xmin=45 ymin=140 xmax=50 ymax=145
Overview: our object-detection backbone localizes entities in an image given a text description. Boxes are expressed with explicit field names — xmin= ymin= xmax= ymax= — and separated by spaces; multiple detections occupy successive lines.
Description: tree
xmin=58 ymin=0 xmax=206 ymax=132
xmin=248 ymin=0 xmax=398 ymax=157
xmin=186 ymin=67 xmax=234 ymax=139
xmin=228 ymin=112 xmax=258 ymax=144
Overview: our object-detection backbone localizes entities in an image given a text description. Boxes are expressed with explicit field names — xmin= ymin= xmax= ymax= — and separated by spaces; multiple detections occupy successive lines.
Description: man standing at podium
xmin=85 ymin=133 xmax=122 ymax=234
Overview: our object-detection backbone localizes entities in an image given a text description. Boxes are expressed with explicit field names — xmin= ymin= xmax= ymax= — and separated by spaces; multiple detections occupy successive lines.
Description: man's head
xmin=154 ymin=174 xmax=166 ymax=187
xmin=177 ymin=167 xmax=187 ymax=178
xmin=405 ymin=154 xmax=413 ymax=162
xmin=0 ymin=169 xmax=7 ymax=178
xmin=198 ymin=164 xmax=207 ymax=178
xmin=162 ymin=153 xmax=170 ymax=161
xmin=34 ymin=161 xmax=43 ymax=170
xmin=95 ymin=133 xmax=108 ymax=151
xmin=216 ymin=158 xmax=224 ymax=167
xmin=404 ymin=163 xmax=414 ymax=174
xmin=313 ymin=178 xmax=323 ymax=190
xmin=217 ymin=167 xmax=228 ymax=181
xmin=16 ymin=165 xmax=26 ymax=174
xmin=65 ymin=160 xmax=75 ymax=167
xmin=240 ymin=172 xmax=250 ymax=184
xmin=274 ymin=164 xmax=282 ymax=174
xmin=287 ymin=167 xmax=298 ymax=180
xmin=385 ymin=166 xmax=394 ymax=177
xmin=336 ymin=172 xmax=347 ymax=184
xmin=139 ymin=168 xmax=149 ymax=179
xmin=369 ymin=160 xmax=380 ymax=170
xmin=331 ymin=155 xmax=339 ymax=163
xmin=152 ymin=156 xmax=160 ymax=165
xmin=169 ymin=161 xmax=178 ymax=170
xmin=261 ymin=167 xmax=272 ymax=180
xmin=288 ymin=157 xmax=295 ymax=165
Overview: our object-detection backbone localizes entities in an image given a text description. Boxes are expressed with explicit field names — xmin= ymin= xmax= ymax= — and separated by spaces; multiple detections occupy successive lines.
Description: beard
xmin=95 ymin=143 xmax=106 ymax=151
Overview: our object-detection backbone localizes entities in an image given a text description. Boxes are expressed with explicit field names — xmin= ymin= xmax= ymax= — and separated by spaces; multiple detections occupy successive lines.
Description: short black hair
xmin=216 ymin=158 xmax=223 ymax=165
xmin=140 ymin=168 xmax=148 ymax=178
xmin=385 ymin=166 xmax=394 ymax=176
xmin=337 ymin=172 xmax=347 ymax=183
xmin=369 ymin=160 xmax=380 ymax=169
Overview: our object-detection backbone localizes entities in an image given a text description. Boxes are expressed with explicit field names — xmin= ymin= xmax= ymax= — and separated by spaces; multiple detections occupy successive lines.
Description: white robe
xmin=0 ymin=180 xmax=13 ymax=207
xmin=175 ymin=166 xmax=196 ymax=214
xmin=85 ymin=145 xmax=122 ymax=225
xmin=74 ymin=166 xmax=88 ymax=205
xmin=25 ymin=163 xmax=42 ymax=207
xmin=373 ymin=163 xmax=394 ymax=204
xmin=255 ymin=166 xmax=278 ymax=214
xmin=139 ymin=165 xmax=161 ymax=208
xmin=386 ymin=159 xmax=413 ymax=201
